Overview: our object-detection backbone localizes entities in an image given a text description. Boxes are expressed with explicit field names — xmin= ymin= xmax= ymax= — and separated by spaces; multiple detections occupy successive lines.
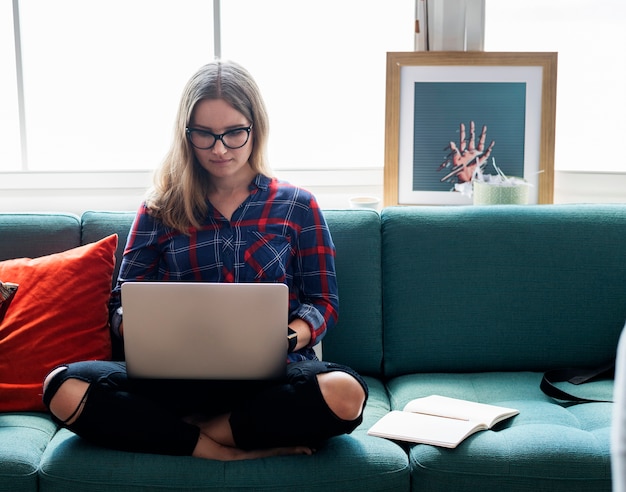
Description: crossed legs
xmin=43 ymin=360 xmax=367 ymax=461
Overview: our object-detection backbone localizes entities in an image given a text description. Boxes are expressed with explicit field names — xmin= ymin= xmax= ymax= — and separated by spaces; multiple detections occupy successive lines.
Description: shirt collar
xmin=251 ymin=173 xmax=272 ymax=192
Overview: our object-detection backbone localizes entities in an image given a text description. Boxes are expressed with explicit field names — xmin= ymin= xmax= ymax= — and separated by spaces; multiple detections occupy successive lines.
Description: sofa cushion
xmin=0 ymin=213 xmax=81 ymax=261
xmin=0 ymin=412 xmax=57 ymax=492
xmin=0 ymin=234 xmax=117 ymax=412
xmin=384 ymin=372 xmax=612 ymax=492
xmin=80 ymin=211 xmax=136 ymax=289
xmin=322 ymin=210 xmax=383 ymax=376
xmin=381 ymin=204 xmax=626 ymax=377
xmin=38 ymin=376 xmax=410 ymax=492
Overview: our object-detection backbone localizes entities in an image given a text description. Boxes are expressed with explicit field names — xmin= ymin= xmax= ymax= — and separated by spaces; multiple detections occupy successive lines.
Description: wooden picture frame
xmin=383 ymin=52 xmax=557 ymax=206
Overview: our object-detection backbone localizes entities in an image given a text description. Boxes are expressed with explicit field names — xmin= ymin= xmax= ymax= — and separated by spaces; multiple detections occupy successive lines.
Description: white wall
xmin=1 ymin=169 xmax=625 ymax=216
xmin=0 ymin=168 xmax=383 ymax=215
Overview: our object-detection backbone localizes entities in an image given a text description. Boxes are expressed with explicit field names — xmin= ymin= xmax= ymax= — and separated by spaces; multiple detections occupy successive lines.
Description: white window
xmin=484 ymin=0 xmax=626 ymax=173
xmin=220 ymin=0 xmax=415 ymax=171
xmin=8 ymin=0 xmax=214 ymax=172
xmin=0 ymin=1 xmax=20 ymax=171
xmin=2 ymin=0 xmax=414 ymax=173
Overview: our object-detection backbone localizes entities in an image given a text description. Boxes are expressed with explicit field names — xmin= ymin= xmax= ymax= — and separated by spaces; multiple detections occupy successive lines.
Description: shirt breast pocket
xmin=244 ymin=231 xmax=293 ymax=282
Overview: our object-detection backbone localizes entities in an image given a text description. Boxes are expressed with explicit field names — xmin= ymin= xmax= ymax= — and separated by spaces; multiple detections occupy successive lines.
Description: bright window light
xmin=485 ymin=0 xmax=626 ymax=173
xmin=4 ymin=1 xmax=414 ymax=173
xmin=220 ymin=0 xmax=415 ymax=170
xmin=17 ymin=0 xmax=213 ymax=172
xmin=0 ymin=1 xmax=20 ymax=171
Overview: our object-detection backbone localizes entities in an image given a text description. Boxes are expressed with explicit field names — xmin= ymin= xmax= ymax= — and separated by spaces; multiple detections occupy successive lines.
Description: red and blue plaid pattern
xmin=110 ymin=174 xmax=338 ymax=361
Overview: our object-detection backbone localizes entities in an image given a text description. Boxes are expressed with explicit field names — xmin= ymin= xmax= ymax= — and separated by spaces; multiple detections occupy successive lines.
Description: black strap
xmin=540 ymin=359 xmax=615 ymax=403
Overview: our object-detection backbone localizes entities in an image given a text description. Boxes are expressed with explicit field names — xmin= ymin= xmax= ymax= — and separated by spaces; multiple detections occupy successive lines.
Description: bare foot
xmin=192 ymin=432 xmax=313 ymax=461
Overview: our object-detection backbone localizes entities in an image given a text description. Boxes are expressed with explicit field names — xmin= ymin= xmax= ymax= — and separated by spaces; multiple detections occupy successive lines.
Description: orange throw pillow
xmin=0 ymin=234 xmax=117 ymax=412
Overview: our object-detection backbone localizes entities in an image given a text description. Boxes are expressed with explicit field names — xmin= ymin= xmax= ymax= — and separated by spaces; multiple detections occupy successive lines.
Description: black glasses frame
xmin=185 ymin=124 xmax=253 ymax=150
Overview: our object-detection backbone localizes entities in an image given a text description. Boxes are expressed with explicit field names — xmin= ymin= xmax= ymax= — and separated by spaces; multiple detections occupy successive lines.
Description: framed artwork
xmin=383 ymin=52 xmax=557 ymax=206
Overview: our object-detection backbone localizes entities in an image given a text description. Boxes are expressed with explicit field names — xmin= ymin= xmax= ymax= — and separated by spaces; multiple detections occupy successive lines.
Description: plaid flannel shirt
xmin=109 ymin=174 xmax=338 ymax=362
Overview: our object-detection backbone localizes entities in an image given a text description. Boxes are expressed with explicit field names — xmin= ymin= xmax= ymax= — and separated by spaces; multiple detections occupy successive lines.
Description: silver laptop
xmin=120 ymin=282 xmax=288 ymax=380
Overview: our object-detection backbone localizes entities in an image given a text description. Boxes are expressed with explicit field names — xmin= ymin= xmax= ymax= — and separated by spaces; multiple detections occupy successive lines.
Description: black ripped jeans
xmin=42 ymin=360 xmax=368 ymax=456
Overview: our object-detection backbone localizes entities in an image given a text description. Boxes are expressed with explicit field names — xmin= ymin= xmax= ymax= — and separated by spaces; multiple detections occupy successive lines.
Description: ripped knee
xmin=43 ymin=367 xmax=90 ymax=425
xmin=317 ymin=371 xmax=366 ymax=421
xmin=43 ymin=366 xmax=68 ymax=394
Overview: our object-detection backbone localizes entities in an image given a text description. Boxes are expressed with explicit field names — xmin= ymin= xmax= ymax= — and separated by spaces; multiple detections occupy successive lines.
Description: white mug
xmin=349 ymin=196 xmax=381 ymax=210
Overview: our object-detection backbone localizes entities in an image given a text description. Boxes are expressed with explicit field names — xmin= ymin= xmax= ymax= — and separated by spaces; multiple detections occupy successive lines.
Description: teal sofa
xmin=1 ymin=204 xmax=623 ymax=491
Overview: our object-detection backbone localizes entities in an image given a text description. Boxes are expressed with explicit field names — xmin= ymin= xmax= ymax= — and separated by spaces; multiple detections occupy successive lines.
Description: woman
xmin=42 ymin=60 xmax=368 ymax=461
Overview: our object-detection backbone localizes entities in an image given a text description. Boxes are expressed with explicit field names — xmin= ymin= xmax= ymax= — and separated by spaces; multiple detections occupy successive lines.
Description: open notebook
xmin=368 ymin=395 xmax=519 ymax=448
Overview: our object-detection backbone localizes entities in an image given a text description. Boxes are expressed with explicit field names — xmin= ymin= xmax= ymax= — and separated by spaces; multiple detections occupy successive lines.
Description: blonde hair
xmin=145 ymin=60 xmax=272 ymax=231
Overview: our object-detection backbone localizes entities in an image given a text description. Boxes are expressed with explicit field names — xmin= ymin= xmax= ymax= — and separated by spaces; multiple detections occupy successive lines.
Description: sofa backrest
xmin=80 ymin=209 xmax=384 ymax=377
xmin=0 ymin=213 xmax=81 ymax=261
xmin=381 ymin=204 xmax=626 ymax=377
xmin=81 ymin=211 xmax=136 ymax=288
xmin=322 ymin=210 xmax=383 ymax=376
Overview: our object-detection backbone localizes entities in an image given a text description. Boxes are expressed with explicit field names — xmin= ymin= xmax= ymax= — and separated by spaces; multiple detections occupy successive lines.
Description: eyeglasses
xmin=185 ymin=124 xmax=253 ymax=150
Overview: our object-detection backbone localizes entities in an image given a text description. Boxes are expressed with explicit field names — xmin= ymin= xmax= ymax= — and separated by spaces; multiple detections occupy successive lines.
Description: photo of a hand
xmin=439 ymin=121 xmax=495 ymax=183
